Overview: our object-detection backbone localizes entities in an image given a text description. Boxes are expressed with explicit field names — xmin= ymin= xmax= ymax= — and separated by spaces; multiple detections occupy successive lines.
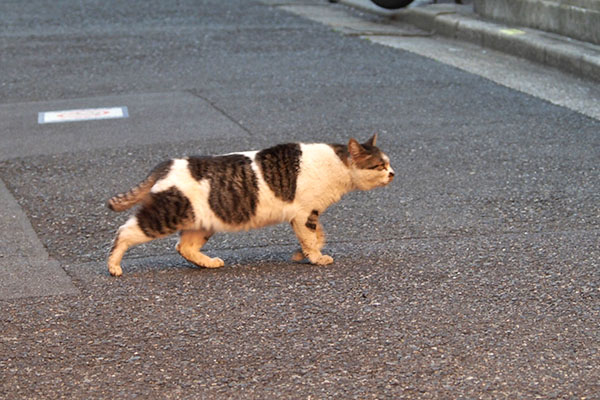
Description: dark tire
xmin=370 ymin=0 xmax=414 ymax=9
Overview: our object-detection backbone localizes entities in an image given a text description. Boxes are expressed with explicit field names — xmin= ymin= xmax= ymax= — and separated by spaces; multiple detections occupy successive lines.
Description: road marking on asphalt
xmin=499 ymin=28 xmax=526 ymax=36
xmin=38 ymin=106 xmax=128 ymax=124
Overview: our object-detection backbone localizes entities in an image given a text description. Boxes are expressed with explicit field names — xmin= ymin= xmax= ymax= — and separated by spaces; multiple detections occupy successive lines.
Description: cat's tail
xmin=106 ymin=179 xmax=154 ymax=212
xmin=107 ymin=160 xmax=172 ymax=212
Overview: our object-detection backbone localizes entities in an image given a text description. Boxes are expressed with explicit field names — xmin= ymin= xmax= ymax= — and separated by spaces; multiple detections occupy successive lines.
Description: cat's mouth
xmin=377 ymin=177 xmax=393 ymax=188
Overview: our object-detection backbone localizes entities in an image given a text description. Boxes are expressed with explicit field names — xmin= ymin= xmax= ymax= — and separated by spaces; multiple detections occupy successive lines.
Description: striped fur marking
xmin=328 ymin=143 xmax=350 ymax=166
xmin=305 ymin=209 xmax=319 ymax=231
xmin=187 ymin=154 xmax=259 ymax=225
xmin=137 ymin=187 xmax=194 ymax=238
xmin=256 ymin=143 xmax=301 ymax=202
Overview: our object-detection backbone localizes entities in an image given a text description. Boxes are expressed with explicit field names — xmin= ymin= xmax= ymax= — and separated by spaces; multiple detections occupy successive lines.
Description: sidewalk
xmin=340 ymin=0 xmax=600 ymax=82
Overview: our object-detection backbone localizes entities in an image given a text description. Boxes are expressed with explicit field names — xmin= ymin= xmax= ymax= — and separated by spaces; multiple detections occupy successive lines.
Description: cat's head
xmin=348 ymin=133 xmax=394 ymax=191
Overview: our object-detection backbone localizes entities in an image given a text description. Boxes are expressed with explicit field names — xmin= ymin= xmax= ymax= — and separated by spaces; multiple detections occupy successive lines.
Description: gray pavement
xmin=341 ymin=0 xmax=600 ymax=81
xmin=1 ymin=0 xmax=599 ymax=398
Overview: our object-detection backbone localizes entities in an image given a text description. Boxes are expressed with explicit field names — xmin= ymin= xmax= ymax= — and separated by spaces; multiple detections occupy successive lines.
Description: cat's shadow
xmin=101 ymin=247 xmax=329 ymax=277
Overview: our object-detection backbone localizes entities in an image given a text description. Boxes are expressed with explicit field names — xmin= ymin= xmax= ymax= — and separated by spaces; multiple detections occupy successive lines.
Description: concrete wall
xmin=473 ymin=0 xmax=600 ymax=45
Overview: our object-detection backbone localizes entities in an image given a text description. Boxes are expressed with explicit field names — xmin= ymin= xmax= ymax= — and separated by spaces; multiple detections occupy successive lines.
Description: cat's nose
xmin=389 ymin=171 xmax=395 ymax=179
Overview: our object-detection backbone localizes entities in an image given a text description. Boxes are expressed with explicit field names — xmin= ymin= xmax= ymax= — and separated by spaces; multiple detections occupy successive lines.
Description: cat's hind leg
xmin=108 ymin=216 xmax=154 ymax=276
xmin=176 ymin=230 xmax=224 ymax=268
xmin=108 ymin=187 xmax=195 ymax=276
xmin=291 ymin=211 xmax=333 ymax=265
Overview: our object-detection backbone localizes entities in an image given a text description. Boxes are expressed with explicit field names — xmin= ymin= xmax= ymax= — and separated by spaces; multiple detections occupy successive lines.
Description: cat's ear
xmin=365 ymin=133 xmax=377 ymax=147
xmin=348 ymin=138 xmax=366 ymax=161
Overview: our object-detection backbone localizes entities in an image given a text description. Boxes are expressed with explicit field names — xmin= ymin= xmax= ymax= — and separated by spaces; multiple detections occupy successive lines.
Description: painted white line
xmin=499 ymin=28 xmax=526 ymax=36
xmin=38 ymin=106 xmax=128 ymax=124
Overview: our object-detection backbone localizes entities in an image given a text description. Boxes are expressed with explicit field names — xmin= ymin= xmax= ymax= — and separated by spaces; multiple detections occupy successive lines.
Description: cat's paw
xmin=108 ymin=264 xmax=123 ymax=277
xmin=291 ymin=250 xmax=304 ymax=262
xmin=204 ymin=257 xmax=225 ymax=268
xmin=310 ymin=254 xmax=334 ymax=266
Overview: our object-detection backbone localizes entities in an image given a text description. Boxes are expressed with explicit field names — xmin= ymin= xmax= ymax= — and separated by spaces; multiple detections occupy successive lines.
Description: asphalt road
xmin=1 ymin=0 xmax=599 ymax=398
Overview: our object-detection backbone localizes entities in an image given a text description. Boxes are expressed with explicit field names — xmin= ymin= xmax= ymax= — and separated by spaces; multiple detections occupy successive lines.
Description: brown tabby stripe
xmin=329 ymin=143 xmax=350 ymax=166
xmin=137 ymin=187 xmax=194 ymax=238
xmin=187 ymin=154 xmax=259 ymax=225
xmin=305 ymin=209 xmax=319 ymax=231
xmin=357 ymin=145 xmax=386 ymax=170
xmin=256 ymin=143 xmax=301 ymax=202
xmin=331 ymin=142 xmax=385 ymax=169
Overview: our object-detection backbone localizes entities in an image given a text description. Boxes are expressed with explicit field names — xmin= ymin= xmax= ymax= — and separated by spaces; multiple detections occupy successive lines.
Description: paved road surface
xmin=1 ymin=0 xmax=598 ymax=398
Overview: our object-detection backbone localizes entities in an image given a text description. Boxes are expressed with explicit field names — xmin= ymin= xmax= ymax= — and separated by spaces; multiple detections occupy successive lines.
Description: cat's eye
xmin=369 ymin=163 xmax=386 ymax=170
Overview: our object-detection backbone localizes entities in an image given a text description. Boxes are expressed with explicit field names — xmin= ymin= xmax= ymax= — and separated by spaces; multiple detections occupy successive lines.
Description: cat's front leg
xmin=291 ymin=211 xmax=333 ymax=265
xmin=291 ymin=219 xmax=326 ymax=261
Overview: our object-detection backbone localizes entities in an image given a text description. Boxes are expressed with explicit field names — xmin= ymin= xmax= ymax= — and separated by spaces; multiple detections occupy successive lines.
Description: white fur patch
xmin=150 ymin=158 xmax=189 ymax=193
xmin=295 ymin=143 xmax=353 ymax=211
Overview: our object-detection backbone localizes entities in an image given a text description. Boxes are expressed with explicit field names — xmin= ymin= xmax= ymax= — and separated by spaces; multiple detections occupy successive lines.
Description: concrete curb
xmin=0 ymin=178 xmax=79 ymax=300
xmin=339 ymin=1 xmax=600 ymax=82
xmin=474 ymin=0 xmax=600 ymax=46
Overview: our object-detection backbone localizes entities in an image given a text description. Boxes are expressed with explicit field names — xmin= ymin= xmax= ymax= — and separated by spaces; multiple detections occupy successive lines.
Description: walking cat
xmin=107 ymin=134 xmax=394 ymax=276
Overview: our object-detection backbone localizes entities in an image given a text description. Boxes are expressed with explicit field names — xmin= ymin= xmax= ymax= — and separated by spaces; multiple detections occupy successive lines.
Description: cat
xmin=106 ymin=134 xmax=394 ymax=276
